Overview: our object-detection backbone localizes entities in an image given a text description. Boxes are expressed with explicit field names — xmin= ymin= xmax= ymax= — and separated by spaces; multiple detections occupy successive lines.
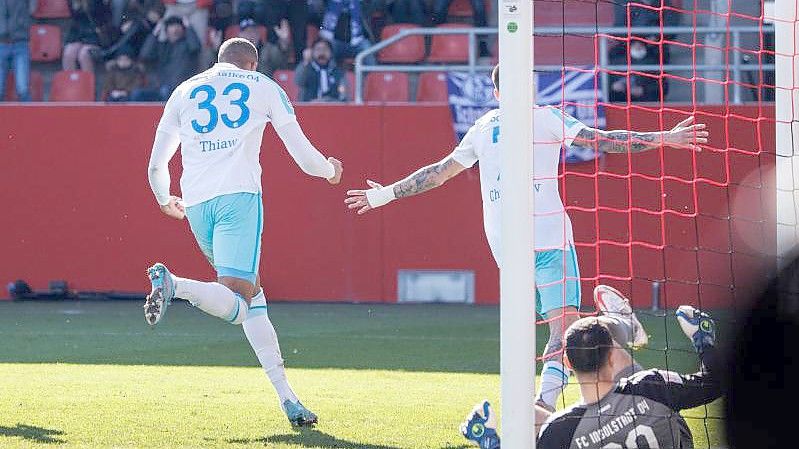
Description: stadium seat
xmin=364 ymin=72 xmax=409 ymax=102
xmin=447 ymin=0 xmax=491 ymax=18
xmin=272 ymin=70 xmax=299 ymax=101
xmin=534 ymin=0 xmax=613 ymax=26
xmin=416 ymin=72 xmax=449 ymax=102
xmin=224 ymin=24 xmax=268 ymax=42
xmin=29 ymin=24 xmax=62 ymax=62
xmin=378 ymin=24 xmax=426 ymax=63
xmin=535 ymin=34 xmax=597 ymax=66
xmin=428 ymin=24 xmax=469 ymax=63
xmin=33 ymin=0 xmax=71 ymax=19
xmin=4 ymin=71 xmax=44 ymax=102
xmin=50 ymin=70 xmax=96 ymax=102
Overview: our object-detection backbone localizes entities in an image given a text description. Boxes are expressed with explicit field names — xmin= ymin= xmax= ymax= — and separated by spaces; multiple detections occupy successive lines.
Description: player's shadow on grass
xmin=0 ymin=424 xmax=66 ymax=444
xmin=230 ymin=427 xmax=471 ymax=449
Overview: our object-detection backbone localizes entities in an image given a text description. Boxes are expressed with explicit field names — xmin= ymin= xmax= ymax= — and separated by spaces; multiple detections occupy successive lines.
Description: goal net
xmin=528 ymin=1 xmax=786 ymax=447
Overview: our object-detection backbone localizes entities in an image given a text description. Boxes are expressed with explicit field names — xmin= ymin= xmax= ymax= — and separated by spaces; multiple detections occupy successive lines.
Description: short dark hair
xmin=491 ymin=64 xmax=499 ymax=91
xmin=312 ymin=37 xmax=333 ymax=51
xmin=218 ymin=38 xmax=258 ymax=68
xmin=565 ymin=318 xmax=614 ymax=373
xmin=164 ymin=16 xmax=184 ymax=28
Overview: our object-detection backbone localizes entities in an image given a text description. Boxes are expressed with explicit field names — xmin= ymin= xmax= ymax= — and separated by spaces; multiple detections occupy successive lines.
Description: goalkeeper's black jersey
xmin=538 ymin=348 xmax=722 ymax=449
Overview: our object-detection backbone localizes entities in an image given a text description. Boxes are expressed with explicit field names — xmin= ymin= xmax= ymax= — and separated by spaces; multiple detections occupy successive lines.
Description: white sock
xmin=242 ymin=290 xmax=299 ymax=405
xmin=538 ymin=361 xmax=571 ymax=409
xmin=173 ymin=276 xmax=248 ymax=324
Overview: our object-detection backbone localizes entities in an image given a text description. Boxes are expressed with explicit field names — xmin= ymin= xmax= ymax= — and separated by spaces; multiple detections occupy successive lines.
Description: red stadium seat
xmin=33 ymin=0 xmax=71 ymax=19
xmin=224 ymin=24 xmax=268 ymax=42
xmin=416 ymin=72 xmax=449 ymax=102
xmin=29 ymin=25 xmax=62 ymax=62
xmin=364 ymin=72 xmax=409 ymax=102
xmin=272 ymin=70 xmax=299 ymax=101
xmin=447 ymin=0 xmax=491 ymax=19
xmin=378 ymin=24 xmax=425 ymax=63
xmin=4 ymin=71 xmax=44 ymax=101
xmin=50 ymin=70 xmax=96 ymax=102
xmin=448 ymin=0 xmax=473 ymax=17
xmin=428 ymin=24 xmax=469 ymax=63
xmin=534 ymin=0 xmax=612 ymax=26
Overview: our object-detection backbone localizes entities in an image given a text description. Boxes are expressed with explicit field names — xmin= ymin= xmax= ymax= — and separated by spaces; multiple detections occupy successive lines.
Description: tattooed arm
xmin=574 ymin=116 xmax=708 ymax=154
xmin=392 ymin=156 xmax=466 ymax=199
xmin=345 ymin=156 xmax=467 ymax=215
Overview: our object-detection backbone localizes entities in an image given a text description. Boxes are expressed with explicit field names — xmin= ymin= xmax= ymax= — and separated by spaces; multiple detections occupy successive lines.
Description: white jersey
xmin=156 ymin=62 xmax=298 ymax=207
xmin=449 ymin=106 xmax=587 ymax=262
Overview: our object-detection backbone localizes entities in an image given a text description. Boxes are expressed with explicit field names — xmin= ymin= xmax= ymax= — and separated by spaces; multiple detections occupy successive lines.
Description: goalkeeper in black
xmin=462 ymin=305 xmax=722 ymax=449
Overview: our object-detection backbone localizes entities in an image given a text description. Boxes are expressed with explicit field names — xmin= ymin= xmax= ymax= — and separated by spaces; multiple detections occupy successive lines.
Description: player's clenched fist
xmin=327 ymin=157 xmax=343 ymax=185
xmin=159 ymin=196 xmax=186 ymax=220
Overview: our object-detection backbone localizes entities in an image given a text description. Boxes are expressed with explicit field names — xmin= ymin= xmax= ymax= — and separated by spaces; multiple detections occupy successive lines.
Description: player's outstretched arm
xmin=345 ymin=156 xmax=466 ymax=215
xmin=574 ymin=116 xmax=709 ymax=154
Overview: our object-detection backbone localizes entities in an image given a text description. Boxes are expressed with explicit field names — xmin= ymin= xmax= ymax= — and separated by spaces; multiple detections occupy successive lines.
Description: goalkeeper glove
xmin=676 ymin=305 xmax=716 ymax=353
xmin=460 ymin=401 xmax=501 ymax=449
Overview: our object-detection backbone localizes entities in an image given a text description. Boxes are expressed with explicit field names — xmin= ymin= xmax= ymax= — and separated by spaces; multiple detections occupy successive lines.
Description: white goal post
xmin=498 ymin=0 xmax=536 ymax=448
xmin=775 ymin=0 xmax=799 ymax=263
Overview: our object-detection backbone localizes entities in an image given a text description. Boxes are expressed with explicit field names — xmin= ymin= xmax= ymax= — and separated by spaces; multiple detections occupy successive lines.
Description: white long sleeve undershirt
xmin=147 ymin=122 xmax=334 ymax=206
xmin=147 ymin=130 xmax=181 ymax=206
xmin=274 ymin=121 xmax=335 ymax=179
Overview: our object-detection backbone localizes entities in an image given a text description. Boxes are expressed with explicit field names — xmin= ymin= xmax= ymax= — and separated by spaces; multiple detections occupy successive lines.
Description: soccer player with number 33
xmin=144 ymin=38 xmax=343 ymax=426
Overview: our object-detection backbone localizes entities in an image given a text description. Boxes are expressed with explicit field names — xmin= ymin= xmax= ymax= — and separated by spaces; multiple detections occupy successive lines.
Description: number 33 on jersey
xmin=155 ymin=63 xmax=298 ymax=207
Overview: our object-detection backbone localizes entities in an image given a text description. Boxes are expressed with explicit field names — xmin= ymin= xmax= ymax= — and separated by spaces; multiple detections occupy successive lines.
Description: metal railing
xmin=354 ymin=25 xmax=775 ymax=104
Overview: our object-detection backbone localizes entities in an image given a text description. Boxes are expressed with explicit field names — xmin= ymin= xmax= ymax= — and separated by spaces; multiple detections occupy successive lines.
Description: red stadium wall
xmin=0 ymin=104 xmax=775 ymax=308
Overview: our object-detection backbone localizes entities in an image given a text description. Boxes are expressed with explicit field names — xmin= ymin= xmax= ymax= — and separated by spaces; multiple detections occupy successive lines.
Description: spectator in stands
xmin=63 ymin=0 xmax=114 ymax=73
xmin=386 ymin=0 xmax=426 ymax=26
xmin=608 ymin=36 xmax=667 ymax=103
xmin=239 ymin=0 xmax=309 ymax=65
xmin=103 ymin=1 xmax=164 ymax=59
xmin=208 ymin=0 xmax=234 ymax=33
xmin=134 ymin=15 xmax=200 ymax=100
xmin=162 ymin=0 xmax=210 ymax=49
xmin=237 ymin=18 xmax=290 ymax=77
xmin=295 ymin=37 xmax=347 ymax=102
xmin=102 ymin=45 xmax=145 ymax=101
xmin=319 ymin=0 xmax=375 ymax=64
xmin=614 ymin=0 xmax=679 ymax=29
xmin=0 ymin=0 xmax=35 ymax=102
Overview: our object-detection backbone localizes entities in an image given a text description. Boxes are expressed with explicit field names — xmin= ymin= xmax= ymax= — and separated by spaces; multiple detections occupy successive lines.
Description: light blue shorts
xmin=185 ymin=192 xmax=263 ymax=284
xmin=536 ymin=245 xmax=581 ymax=316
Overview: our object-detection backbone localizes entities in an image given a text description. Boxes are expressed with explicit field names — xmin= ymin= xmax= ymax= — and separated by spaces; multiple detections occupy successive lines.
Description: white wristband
xmin=365 ymin=185 xmax=397 ymax=209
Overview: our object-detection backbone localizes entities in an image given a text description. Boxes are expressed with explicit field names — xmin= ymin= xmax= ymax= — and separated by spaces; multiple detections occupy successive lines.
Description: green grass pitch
xmin=0 ymin=301 xmax=724 ymax=448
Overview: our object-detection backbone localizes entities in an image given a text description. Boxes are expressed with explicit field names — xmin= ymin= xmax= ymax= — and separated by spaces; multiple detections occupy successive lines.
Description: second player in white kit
xmin=345 ymin=65 xmax=708 ymax=412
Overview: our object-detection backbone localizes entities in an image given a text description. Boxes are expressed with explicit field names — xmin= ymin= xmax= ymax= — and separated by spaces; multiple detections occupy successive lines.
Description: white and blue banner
xmin=446 ymin=70 xmax=605 ymax=163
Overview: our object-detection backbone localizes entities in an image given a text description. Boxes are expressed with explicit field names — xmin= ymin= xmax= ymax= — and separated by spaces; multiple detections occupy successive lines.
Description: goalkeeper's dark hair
xmin=218 ymin=37 xmax=258 ymax=68
xmin=491 ymin=64 xmax=499 ymax=90
xmin=565 ymin=317 xmax=614 ymax=373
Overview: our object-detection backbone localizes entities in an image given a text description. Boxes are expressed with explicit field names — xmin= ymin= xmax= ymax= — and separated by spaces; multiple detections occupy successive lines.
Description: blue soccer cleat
xmin=283 ymin=400 xmax=318 ymax=427
xmin=143 ymin=263 xmax=176 ymax=326
xmin=460 ymin=401 xmax=500 ymax=449
xmin=676 ymin=305 xmax=716 ymax=353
